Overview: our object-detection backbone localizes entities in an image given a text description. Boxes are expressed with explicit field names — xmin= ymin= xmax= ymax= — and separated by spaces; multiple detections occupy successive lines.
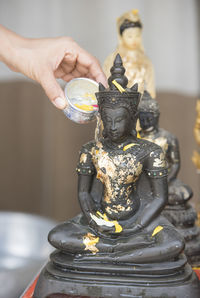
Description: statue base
xmin=34 ymin=251 xmax=200 ymax=298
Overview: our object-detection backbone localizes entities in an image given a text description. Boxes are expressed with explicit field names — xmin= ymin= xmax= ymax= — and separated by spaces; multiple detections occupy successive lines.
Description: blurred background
xmin=0 ymin=0 xmax=199 ymax=222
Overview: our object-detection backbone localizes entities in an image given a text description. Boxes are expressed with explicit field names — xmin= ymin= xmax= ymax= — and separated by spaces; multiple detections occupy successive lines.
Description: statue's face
xmin=122 ymin=27 xmax=142 ymax=50
xmin=102 ymin=106 xmax=132 ymax=143
xmin=139 ymin=112 xmax=159 ymax=131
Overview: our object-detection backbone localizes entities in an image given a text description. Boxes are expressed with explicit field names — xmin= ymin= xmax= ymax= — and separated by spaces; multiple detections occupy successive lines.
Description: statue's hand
xmin=88 ymin=219 xmax=116 ymax=238
xmin=122 ymin=223 xmax=143 ymax=236
xmin=98 ymin=224 xmax=116 ymax=235
xmin=96 ymin=226 xmax=117 ymax=239
xmin=80 ymin=194 xmax=98 ymax=218
xmin=89 ymin=212 xmax=116 ymax=236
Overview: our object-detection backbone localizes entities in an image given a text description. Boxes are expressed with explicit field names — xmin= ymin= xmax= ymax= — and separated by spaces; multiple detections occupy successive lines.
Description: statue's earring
xmin=130 ymin=112 xmax=138 ymax=137
xmin=102 ymin=127 xmax=107 ymax=138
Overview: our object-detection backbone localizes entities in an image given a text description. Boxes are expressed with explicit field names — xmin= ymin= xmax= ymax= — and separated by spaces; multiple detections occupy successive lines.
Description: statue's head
xmin=138 ymin=91 xmax=160 ymax=132
xmin=117 ymin=9 xmax=143 ymax=50
xmin=95 ymin=54 xmax=141 ymax=143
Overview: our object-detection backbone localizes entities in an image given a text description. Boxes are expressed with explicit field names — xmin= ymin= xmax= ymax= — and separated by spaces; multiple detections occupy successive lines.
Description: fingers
xmin=62 ymin=52 xmax=77 ymax=74
xmin=62 ymin=40 xmax=107 ymax=86
xmin=40 ymin=69 xmax=68 ymax=109
xmin=35 ymin=37 xmax=108 ymax=109
xmin=86 ymin=57 xmax=107 ymax=86
xmin=75 ymin=48 xmax=107 ymax=85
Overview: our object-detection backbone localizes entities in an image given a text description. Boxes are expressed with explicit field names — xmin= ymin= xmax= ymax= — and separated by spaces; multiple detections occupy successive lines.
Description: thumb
xmin=40 ymin=70 xmax=68 ymax=109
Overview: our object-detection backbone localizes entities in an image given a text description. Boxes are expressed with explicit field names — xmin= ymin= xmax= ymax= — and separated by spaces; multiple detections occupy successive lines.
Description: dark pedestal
xmin=33 ymin=252 xmax=200 ymax=298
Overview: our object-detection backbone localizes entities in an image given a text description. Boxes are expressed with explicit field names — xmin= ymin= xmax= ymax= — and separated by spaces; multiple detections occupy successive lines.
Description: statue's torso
xmin=121 ymin=50 xmax=149 ymax=87
xmin=77 ymin=138 xmax=166 ymax=221
xmin=92 ymin=140 xmax=144 ymax=219
xmin=83 ymin=138 xmax=165 ymax=221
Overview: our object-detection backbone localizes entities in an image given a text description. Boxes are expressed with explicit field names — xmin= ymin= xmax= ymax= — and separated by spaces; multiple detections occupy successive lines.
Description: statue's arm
xmin=78 ymin=174 xmax=98 ymax=223
xmin=76 ymin=142 xmax=98 ymax=224
xmin=138 ymin=175 xmax=168 ymax=228
xmin=167 ymin=136 xmax=180 ymax=182
xmin=139 ymin=148 xmax=168 ymax=227
xmin=122 ymin=175 xmax=168 ymax=235
xmin=122 ymin=148 xmax=168 ymax=235
xmin=76 ymin=142 xmax=115 ymax=235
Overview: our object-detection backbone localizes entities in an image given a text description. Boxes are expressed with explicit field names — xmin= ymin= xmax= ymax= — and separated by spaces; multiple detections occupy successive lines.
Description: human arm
xmin=0 ymin=25 xmax=106 ymax=109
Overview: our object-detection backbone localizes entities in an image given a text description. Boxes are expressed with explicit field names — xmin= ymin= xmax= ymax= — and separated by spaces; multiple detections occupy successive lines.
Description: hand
xmin=122 ymin=223 xmax=143 ymax=236
xmin=81 ymin=198 xmax=97 ymax=217
xmin=98 ymin=224 xmax=115 ymax=235
xmin=0 ymin=25 xmax=107 ymax=109
xmin=92 ymin=224 xmax=116 ymax=239
xmin=88 ymin=212 xmax=116 ymax=236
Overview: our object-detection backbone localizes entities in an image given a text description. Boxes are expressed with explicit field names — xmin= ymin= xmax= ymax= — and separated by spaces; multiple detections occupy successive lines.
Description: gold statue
xmin=103 ymin=9 xmax=155 ymax=98
xmin=192 ymin=99 xmax=200 ymax=170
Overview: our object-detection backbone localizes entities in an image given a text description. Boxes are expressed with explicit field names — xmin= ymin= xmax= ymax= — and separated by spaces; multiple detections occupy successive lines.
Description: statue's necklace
xmin=103 ymin=138 xmax=138 ymax=152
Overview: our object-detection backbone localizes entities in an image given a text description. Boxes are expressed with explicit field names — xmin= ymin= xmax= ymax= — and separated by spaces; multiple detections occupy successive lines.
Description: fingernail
xmin=53 ymin=97 xmax=67 ymax=109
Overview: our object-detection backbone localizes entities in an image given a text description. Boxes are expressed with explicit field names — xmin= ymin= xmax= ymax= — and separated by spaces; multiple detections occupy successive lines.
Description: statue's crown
xmin=95 ymin=54 xmax=141 ymax=114
xmin=138 ymin=90 xmax=160 ymax=115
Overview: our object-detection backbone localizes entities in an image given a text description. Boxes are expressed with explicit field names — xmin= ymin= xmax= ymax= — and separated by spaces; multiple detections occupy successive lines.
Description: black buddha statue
xmin=138 ymin=91 xmax=200 ymax=267
xmin=34 ymin=55 xmax=200 ymax=298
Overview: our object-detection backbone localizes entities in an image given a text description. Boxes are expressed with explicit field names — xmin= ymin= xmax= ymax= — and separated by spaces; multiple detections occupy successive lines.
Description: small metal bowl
xmin=63 ymin=78 xmax=99 ymax=124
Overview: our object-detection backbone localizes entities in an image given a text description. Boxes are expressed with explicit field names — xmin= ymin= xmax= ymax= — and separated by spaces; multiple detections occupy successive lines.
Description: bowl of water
xmin=63 ymin=78 xmax=99 ymax=124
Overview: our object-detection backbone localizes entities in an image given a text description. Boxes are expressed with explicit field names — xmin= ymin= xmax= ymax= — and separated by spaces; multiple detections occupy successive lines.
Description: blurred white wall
xmin=0 ymin=0 xmax=199 ymax=95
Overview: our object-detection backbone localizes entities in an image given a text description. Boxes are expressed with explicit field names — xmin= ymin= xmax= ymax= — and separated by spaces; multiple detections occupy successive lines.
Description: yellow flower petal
xmin=113 ymin=221 xmax=123 ymax=233
xmin=96 ymin=212 xmax=123 ymax=233
xmin=96 ymin=211 xmax=104 ymax=218
xmin=152 ymin=226 xmax=163 ymax=237
xmin=137 ymin=131 xmax=141 ymax=139
xmin=123 ymin=143 xmax=138 ymax=151
xmin=74 ymin=104 xmax=94 ymax=111
xmin=112 ymin=80 xmax=125 ymax=93
xmin=87 ymin=237 xmax=99 ymax=246
xmin=103 ymin=213 xmax=109 ymax=221
xmin=132 ymin=9 xmax=139 ymax=15
xmin=83 ymin=93 xmax=96 ymax=101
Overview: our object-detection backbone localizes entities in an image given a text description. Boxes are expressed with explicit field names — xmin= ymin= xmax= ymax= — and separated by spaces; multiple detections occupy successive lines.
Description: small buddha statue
xmin=34 ymin=55 xmax=200 ymax=298
xmin=103 ymin=9 xmax=155 ymax=98
xmin=138 ymin=91 xmax=200 ymax=266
